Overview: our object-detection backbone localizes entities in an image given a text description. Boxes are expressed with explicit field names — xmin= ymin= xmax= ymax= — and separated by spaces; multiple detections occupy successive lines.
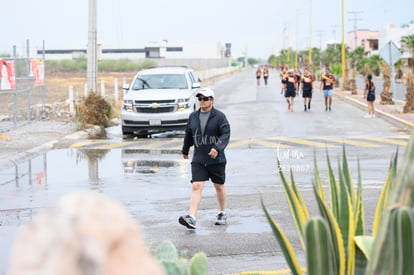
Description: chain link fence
xmin=0 ymin=53 xmax=239 ymax=133
xmin=0 ymin=55 xmax=48 ymax=132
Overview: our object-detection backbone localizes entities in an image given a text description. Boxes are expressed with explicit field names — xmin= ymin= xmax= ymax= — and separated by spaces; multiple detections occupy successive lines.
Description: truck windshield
xmin=132 ymin=74 xmax=188 ymax=90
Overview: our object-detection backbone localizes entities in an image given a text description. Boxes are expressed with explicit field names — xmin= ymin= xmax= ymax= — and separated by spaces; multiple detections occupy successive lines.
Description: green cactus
xmin=190 ymin=252 xmax=208 ymax=275
xmin=305 ymin=217 xmax=337 ymax=275
xmin=161 ymin=261 xmax=183 ymax=275
xmin=155 ymin=241 xmax=182 ymax=275
xmin=389 ymin=207 xmax=414 ymax=275
xmin=155 ymin=240 xmax=179 ymax=262
xmin=154 ymin=241 xmax=208 ymax=275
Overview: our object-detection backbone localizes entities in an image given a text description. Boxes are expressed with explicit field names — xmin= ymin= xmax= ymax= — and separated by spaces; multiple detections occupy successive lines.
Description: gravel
xmin=0 ymin=119 xmax=77 ymax=169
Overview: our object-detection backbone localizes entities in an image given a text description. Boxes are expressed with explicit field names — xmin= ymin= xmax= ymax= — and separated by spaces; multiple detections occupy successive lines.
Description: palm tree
xmin=403 ymin=73 xmax=414 ymax=113
xmin=349 ymin=46 xmax=366 ymax=74
xmin=364 ymin=55 xmax=383 ymax=76
xmin=321 ymin=43 xmax=342 ymax=67
xmin=380 ymin=64 xmax=394 ymax=105
xmin=401 ymin=34 xmax=414 ymax=71
xmin=348 ymin=46 xmax=366 ymax=94
xmin=399 ymin=34 xmax=414 ymax=112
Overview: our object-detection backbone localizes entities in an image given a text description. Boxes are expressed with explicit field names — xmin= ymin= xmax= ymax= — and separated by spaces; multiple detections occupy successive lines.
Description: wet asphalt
xmin=0 ymin=68 xmax=411 ymax=274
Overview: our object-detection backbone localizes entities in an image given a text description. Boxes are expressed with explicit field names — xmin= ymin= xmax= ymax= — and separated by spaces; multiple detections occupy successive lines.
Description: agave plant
xmin=365 ymin=134 xmax=414 ymax=274
xmin=155 ymin=240 xmax=208 ymax=275
xmin=262 ymin=141 xmax=403 ymax=275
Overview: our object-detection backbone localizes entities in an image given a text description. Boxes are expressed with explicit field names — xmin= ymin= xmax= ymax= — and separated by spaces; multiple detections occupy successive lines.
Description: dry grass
xmin=44 ymin=71 xmax=136 ymax=104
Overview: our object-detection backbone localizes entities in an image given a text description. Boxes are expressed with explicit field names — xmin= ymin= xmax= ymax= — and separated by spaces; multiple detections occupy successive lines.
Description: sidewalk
xmin=334 ymin=88 xmax=414 ymax=131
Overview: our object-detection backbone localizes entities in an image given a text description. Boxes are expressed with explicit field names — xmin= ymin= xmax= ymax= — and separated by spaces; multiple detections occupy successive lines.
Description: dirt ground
xmin=0 ymin=71 xmax=135 ymax=155
xmin=44 ymin=71 xmax=137 ymax=103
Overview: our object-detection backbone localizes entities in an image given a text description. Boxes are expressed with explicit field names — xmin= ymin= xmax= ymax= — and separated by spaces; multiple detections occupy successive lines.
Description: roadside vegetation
xmin=155 ymin=241 xmax=208 ymax=275
xmin=46 ymin=57 xmax=156 ymax=73
xmin=265 ymin=29 xmax=414 ymax=113
xmin=262 ymin=135 xmax=414 ymax=275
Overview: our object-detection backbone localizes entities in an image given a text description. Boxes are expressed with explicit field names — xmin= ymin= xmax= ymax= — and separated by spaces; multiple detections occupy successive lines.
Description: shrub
xmin=75 ymin=92 xmax=113 ymax=129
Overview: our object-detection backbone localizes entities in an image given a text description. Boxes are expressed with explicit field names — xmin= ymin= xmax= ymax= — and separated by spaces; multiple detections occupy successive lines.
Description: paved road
xmin=0 ymin=68 xmax=410 ymax=275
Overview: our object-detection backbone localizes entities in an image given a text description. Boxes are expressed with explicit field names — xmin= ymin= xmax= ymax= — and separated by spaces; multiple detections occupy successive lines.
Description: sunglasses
xmin=198 ymin=97 xmax=211 ymax=102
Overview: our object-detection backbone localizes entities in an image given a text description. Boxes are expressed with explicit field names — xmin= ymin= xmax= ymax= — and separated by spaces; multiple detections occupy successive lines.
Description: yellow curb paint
xmin=227 ymin=139 xmax=292 ymax=149
xmin=359 ymin=137 xmax=408 ymax=146
xmin=319 ymin=137 xmax=380 ymax=147
xmin=226 ymin=268 xmax=306 ymax=275
xmin=70 ymin=140 xmax=109 ymax=148
xmin=251 ymin=139 xmax=292 ymax=149
xmin=271 ymin=136 xmax=336 ymax=148
xmin=227 ymin=139 xmax=252 ymax=149
xmin=92 ymin=141 xmax=139 ymax=149
xmin=0 ymin=133 xmax=11 ymax=141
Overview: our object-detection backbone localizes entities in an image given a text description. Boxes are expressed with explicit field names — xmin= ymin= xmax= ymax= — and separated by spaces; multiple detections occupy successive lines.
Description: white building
xmin=35 ymin=41 xmax=227 ymax=60
xmin=379 ymin=23 xmax=414 ymax=58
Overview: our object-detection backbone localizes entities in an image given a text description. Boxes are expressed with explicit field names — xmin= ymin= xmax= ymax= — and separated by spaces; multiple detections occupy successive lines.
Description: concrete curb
xmin=334 ymin=92 xmax=414 ymax=131
xmin=0 ymin=139 xmax=59 ymax=171
xmin=0 ymin=126 xmax=103 ymax=171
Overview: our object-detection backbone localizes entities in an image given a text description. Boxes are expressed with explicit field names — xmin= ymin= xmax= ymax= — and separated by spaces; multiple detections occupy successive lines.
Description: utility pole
xmin=316 ymin=30 xmax=324 ymax=69
xmin=295 ymin=9 xmax=299 ymax=69
xmin=308 ymin=0 xmax=312 ymax=67
xmin=341 ymin=0 xmax=345 ymax=85
xmin=87 ymin=0 xmax=97 ymax=94
xmin=348 ymin=11 xmax=363 ymax=50
xmin=316 ymin=30 xmax=324 ymax=51
xmin=331 ymin=25 xmax=339 ymax=43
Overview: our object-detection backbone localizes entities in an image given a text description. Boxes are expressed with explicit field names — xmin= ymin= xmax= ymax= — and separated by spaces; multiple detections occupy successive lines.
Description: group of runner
xmin=255 ymin=64 xmax=336 ymax=112
xmin=278 ymin=65 xmax=335 ymax=112
xmin=255 ymin=65 xmax=270 ymax=86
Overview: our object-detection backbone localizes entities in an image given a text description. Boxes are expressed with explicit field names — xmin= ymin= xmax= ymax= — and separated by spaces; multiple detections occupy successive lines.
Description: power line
xmin=330 ymin=24 xmax=339 ymax=43
xmin=348 ymin=11 xmax=363 ymax=50
xmin=316 ymin=30 xmax=325 ymax=50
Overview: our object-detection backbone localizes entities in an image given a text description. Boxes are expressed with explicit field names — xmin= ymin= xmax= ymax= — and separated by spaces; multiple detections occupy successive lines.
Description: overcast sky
xmin=1 ymin=0 xmax=412 ymax=59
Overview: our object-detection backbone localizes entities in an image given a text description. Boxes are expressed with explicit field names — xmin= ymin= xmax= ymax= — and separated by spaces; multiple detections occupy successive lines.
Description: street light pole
xmin=309 ymin=0 xmax=312 ymax=68
xmin=87 ymin=0 xmax=97 ymax=94
xmin=341 ymin=0 xmax=346 ymax=86
xmin=295 ymin=9 xmax=299 ymax=69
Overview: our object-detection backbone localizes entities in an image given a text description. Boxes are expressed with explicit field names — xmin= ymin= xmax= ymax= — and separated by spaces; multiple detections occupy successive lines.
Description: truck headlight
xmin=177 ymin=98 xmax=190 ymax=110
xmin=123 ymin=100 xmax=133 ymax=111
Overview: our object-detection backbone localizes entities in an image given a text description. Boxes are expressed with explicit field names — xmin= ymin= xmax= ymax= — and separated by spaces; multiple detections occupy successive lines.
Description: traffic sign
xmin=379 ymin=40 xmax=402 ymax=67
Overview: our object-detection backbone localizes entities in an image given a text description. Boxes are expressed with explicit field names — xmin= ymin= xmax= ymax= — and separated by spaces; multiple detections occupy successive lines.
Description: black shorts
xmin=191 ymin=163 xmax=226 ymax=184
xmin=285 ymin=90 xmax=296 ymax=98
xmin=367 ymin=94 xmax=375 ymax=102
xmin=302 ymin=90 xmax=312 ymax=98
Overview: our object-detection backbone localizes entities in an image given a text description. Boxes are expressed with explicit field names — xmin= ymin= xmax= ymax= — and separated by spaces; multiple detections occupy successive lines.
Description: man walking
xmin=179 ymin=88 xmax=231 ymax=230
xmin=301 ymin=68 xmax=314 ymax=111
xmin=263 ymin=65 xmax=269 ymax=86
xmin=256 ymin=67 xmax=262 ymax=86
xmin=283 ymin=69 xmax=298 ymax=112
xmin=321 ymin=67 xmax=335 ymax=111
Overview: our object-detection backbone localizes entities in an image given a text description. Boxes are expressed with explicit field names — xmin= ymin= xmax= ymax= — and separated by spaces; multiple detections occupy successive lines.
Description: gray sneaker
xmin=215 ymin=212 xmax=227 ymax=225
xmin=179 ymin=215 xmax=196 ymax=229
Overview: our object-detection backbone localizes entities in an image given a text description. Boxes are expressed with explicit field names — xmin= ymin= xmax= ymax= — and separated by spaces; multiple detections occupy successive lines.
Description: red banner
xmin=0 ymin=59 xmax=16 ymax=90
xmin=30 ymin=59 xmax=45 ymax=86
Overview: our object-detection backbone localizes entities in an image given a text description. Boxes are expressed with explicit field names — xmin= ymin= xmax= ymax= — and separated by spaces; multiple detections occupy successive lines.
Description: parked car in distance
xmin=121 ymin=66 xmax=201 ymax=137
